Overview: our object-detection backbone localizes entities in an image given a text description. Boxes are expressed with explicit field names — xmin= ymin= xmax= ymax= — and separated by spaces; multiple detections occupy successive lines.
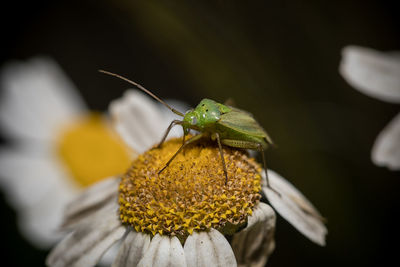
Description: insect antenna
xmin=99 ymin=70 xmax=185 ymax=117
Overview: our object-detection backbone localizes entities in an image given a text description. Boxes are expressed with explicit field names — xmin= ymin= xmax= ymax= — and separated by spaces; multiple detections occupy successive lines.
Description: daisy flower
xmin=340 ymin=45 xmax=400 ymax=170
xmin=46 ymin=89 xmax=327 ymax=266
xmin=0 ymin=57 xmax=133 ymax=247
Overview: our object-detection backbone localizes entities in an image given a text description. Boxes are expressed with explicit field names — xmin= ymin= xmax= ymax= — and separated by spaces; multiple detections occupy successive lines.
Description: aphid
xmin=100 ymin=70 xmax=279 ymax=194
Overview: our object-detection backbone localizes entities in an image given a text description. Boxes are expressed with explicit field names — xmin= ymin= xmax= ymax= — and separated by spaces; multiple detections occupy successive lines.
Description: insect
xmin=100 ymin=70 xmax=279 ymax=195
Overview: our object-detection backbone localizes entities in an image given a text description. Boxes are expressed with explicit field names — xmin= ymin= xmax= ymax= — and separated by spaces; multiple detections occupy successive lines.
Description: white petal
xmin=0 ymin=147 xmax=76 ymax=210
xmin=184 ymin=228 xmax=237 ymax=267
xmin=63 ymin=176 xmax=120 ymax=222
xmin=0 ymin=148 xmax=78 ymax=247
xmin=110 ymin=90 xmax=169 ymax=153
xmin=0 ymin=57 xmax=87 ymax=141
xmin=17 ymin=185 xmax=78 ymax=248
xmin=263 ymin=170 xmax=327 ymax=246
xmin=46 ymin=211 xmax=126 ymax=267
xmin=231 ymin=203 xmax=276 ymax=267
xmin=109 ymin=90 xmax=189 ymax=153
xmin=99 ymin=240 xmax=121 ymax=267
xmin=96 ymin=241 xmax=120 ymax=267
xmin=340 ymin=46 xmax=400 ymax=103
xmin=61 ymin=196 xmax=119 ymax=231
xmin=372 ymin=113 xmax=400 ymax=170
xmin=137 ymin=234 xmax=186 ymax=267
xmin=163 ymin=99 xmax=191 ymax=138
xmin=112 ymin=230 xmax=150 ymax=267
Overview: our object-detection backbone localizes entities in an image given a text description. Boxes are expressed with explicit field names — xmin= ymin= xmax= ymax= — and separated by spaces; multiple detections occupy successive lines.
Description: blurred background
xmin=1 ymin=0 xmax=399 ymax=266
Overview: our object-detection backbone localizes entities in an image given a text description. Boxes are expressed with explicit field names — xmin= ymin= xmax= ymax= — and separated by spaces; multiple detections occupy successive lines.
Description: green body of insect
xmin=182 ymin=99 xmax=273 ymax=148
xmin=100 ymin=70 xmax=278 ymax=193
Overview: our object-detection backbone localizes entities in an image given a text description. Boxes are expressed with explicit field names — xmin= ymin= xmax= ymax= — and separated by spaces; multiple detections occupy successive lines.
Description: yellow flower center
xmin=119 ymin=137 xmax=261 ymax=240
xmin=57 ymin=113 xmax=131 ymax=187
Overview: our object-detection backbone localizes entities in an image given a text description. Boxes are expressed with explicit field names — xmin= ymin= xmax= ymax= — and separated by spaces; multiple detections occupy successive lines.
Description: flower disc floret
xmin=119 ymin=137 xmax=262 ymax=239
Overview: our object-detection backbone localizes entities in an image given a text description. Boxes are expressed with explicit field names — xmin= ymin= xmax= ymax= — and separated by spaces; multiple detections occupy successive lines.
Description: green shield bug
xmin=100 ymin=70 xmax=279 ymax=195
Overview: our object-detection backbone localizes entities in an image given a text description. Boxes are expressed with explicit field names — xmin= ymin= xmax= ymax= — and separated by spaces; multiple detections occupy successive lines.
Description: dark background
xmin=1 ymin=0 xmax=399 ymax=266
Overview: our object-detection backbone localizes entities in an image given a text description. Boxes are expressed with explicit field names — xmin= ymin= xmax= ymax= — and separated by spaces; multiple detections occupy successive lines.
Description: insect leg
xmin=214 ymin=133 xmax=229 ymax=184
xmin=158 ymin=133 xmax=204 ymax=175
xmin=257 ymin=144 xmax=281 ymax=197
xmin=157 ymin=120 xmax=183 ymax=148
xmin=220 ymin=139 xmax=281 ymax=196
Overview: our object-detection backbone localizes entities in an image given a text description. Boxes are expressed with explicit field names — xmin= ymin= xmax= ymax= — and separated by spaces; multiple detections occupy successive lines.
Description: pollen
xmin=119 ymin=136 xmax=262 ymax=239
xmin=57 ymin=113 xmax=132 ymax=187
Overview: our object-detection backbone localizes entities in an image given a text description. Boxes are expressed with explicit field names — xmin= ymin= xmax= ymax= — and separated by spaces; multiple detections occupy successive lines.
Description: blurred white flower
xmin=340 ymin=46 xmax=400 ymax=170
xmin=46 ymin=89 xmax=327 ymax=267
xmin=0 ymin=57 xmax=132 ymax=248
